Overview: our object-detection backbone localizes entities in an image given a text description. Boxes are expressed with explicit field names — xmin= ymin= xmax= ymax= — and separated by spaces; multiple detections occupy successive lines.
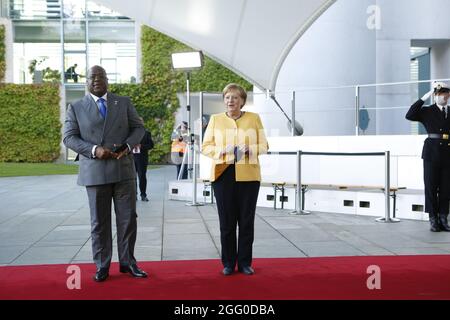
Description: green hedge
xmin=0 ymin=84 xmax=61 ymax=162
xmin=137 ymin=26 xmax=252 ymax=163
xmin=0 ymin=25 xmax=252 ymax=164
xmin=0 ymin=25 xmax=5 ymax=82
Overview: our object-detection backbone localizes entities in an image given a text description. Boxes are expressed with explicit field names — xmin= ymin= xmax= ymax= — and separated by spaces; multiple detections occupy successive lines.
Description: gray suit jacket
xmin=63 ymin=93 xmax=145 ymax=186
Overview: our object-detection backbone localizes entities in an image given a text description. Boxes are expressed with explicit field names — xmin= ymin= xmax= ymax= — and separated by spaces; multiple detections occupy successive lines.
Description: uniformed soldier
xmin=406 ymin=82 xmax=450 ymax=232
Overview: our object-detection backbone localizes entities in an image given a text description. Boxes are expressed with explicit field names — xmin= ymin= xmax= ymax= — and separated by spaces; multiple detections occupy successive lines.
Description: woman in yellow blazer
xmin=202 ymin=83 xmax=268 ymax=276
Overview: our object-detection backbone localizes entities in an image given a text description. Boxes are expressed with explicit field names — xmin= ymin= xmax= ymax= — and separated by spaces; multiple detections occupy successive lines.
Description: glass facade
xmin=9 ymin=0 xmax=129 ymax=20
xmin=8 ymin=0 xmax=137 ymax=85
xmin=4 ymin=0 xmax=138 ymax=160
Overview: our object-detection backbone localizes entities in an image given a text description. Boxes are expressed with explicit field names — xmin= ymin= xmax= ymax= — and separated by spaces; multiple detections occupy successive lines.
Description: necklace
xmin=227 ymin=111 xmax=244 ymax=120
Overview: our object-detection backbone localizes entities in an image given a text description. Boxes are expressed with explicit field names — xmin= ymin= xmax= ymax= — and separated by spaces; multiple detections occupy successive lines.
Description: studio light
xmin=171 ymin=51 xmax=203 ymax=70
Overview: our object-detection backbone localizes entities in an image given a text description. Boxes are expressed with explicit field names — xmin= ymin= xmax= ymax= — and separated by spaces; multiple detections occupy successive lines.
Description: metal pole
xmin=355 ymin=85 xmax=360 ymax=136
xmin=199 ymin=91 xmax=204 ymax=147
xmin=177 ymin=149 xmax=188 ymax=180
xmin=297 ymin=151 xmax=302 ymax=212
xmin=84 ymin=0 xmax=89 ymax=73
xmin=188 ymin=144 xmax=200 ymax=206
xmin=186 ymin=72 xmax=192 ymax=180
xmin=60 ymin=0 xmax=69 ymax=162
xmin=291 ymin=151 xmax=310 ymax=215
xmin=186 ymin=78 xmax=203 ymax=207
xmin=60 ymin=0 xmax=65 ymax=85
xmin=291 ymin=91 xmax=296 ymax=137
xmin=186 ymin=157 xmax=204 ymax=208
xmin=187 ymin=73 xmax=190 ymax=120
xmin=376 ymin=151 xmax=400 ymax=223
xmin=384 ymin=151 xmax=390 ymax=220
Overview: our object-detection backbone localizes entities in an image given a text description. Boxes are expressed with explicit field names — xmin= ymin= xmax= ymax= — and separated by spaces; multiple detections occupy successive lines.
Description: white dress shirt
xmin=90 ymin=92 xmax=108 ymax=107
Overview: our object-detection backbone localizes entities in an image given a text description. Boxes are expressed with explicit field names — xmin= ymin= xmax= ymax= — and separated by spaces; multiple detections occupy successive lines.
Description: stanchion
xmin=291 ymin=150 xmax=310 ymax=215
xmin=376 ymin=151 xmax=400 ymax=223
xmin=186 ymin=141 xmax=204 ymax=207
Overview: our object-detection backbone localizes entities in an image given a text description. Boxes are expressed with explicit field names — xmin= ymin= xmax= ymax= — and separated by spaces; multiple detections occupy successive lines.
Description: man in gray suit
xmin=64 ymin=65 xmax=148 ymax=282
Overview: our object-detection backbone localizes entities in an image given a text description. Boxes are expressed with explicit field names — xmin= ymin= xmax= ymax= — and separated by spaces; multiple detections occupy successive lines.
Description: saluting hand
xmin=421 ymin=89 xmax=434 ymax=102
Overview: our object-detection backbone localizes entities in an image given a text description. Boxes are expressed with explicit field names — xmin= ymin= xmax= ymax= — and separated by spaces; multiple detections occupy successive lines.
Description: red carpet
xmin=1 ymin=256 xmax=450 ymax=300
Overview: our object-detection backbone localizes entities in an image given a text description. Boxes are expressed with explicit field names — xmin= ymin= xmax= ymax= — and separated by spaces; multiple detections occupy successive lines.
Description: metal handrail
xmin=266 ymin=151 xmax=400 ymax=223
xmin=199 ymin=78 xmax=449 ymax=137
xmin=273 ymin=78 xmax=450 ymax=93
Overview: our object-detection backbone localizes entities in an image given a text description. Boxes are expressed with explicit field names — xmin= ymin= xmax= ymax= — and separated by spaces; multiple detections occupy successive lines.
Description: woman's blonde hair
xmin=222 ymin=83 xmax=247 ymax=108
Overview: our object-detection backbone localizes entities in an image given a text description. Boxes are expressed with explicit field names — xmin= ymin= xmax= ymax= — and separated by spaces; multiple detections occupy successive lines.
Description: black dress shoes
xmin=120 ymin=264 xmax=148 ymax=278
xmin=93 ymin=268 xmax=109 ymax=282
xmin=238 ymin=266 xmax=255 ymax=275
xmin=141 ymin=196 xmax=149 ymax=202
xmin=222 ymin=267 xmax=234 ymax=276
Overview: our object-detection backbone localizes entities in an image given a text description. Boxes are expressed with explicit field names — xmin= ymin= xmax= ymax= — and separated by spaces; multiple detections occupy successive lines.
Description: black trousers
xmin=212 ymin=165 xmax=260 ymax=269
xmin=423 ymin=160 xmax=450 ymax=218
xmin=133 ymin=155 xmax=148 ymax=197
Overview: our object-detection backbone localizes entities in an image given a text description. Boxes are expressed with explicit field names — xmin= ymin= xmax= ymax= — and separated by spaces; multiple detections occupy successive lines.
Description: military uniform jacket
xmin=406 ymin=99 xmax=450 ymax=165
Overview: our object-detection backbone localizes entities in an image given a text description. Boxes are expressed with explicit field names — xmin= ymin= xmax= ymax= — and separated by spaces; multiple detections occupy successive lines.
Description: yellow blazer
xmin=202 ymin=112 xmax=269 ymax=182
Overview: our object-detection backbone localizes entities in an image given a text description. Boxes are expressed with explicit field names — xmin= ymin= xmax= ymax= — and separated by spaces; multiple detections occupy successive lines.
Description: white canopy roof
xmin=95 ymin=0 xmax=336 ymax=91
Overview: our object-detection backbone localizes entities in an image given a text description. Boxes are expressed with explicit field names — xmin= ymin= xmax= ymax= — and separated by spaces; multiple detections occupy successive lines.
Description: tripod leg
xmin=178 ymin=150 xmax=188 ymax=180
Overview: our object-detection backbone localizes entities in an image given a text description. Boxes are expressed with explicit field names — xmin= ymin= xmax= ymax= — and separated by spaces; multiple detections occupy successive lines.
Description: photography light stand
xmin=184 ymin=72 xmax=204 ymax=207
xmin=171 ymin=51 xmax=204 ymax=207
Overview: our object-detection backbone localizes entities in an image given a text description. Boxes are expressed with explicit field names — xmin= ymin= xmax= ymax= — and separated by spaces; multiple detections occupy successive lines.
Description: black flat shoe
xmin=222 ymin=267 xmax=234 ymax=276
xmin=120 ymin=264 xmax=148 ymax=278
xmin=430 ymin=225 xmax=441 ymax=232
xmin=439 ymin=223 xmax=450 ymax=232
xmin=141 ymin=196 xmax=149 ymax=202
xmin=430 ymin=216 xmax=441 ymax=232
xmin=238 ymin=266 xmax=254 ymax=275
xmin=93 ymin=268 xmax=109 ymax=282
xmin=439 ymin=216 xmax=450 ymax=232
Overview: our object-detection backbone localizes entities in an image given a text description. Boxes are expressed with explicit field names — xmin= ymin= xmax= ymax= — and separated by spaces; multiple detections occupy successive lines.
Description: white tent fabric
xmin=95 ymin=0 xmax=336 ymax=91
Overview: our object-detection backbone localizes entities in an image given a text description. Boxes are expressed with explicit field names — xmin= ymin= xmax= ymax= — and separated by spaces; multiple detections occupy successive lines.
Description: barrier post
xmin=291 ymin=151 xmax=310 ymax=215
xmin=355 ymin=85 xmax=360 ymax=136
xmin=186 ymin=91 xmax=204 ymax=207
xmin=376 ymin=151 xmax=400 ymax=223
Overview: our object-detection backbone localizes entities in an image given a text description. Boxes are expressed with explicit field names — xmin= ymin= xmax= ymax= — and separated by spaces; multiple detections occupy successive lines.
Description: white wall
xmin=251 ymin=0 xmax=450 ymax=138
xmin=201 ymin=135 xmax=426 ymax=189
xmin=431 ymin=42 xmax=450 ymax=79
xmin=249 ymin=0 xmax=375 ymax=136
xmin=198 ymin=135 xmax=428 ymax=220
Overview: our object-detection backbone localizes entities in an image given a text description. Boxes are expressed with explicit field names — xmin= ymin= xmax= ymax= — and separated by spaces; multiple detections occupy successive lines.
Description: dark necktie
xmin=98 ymin=98 xmax=107 ymax=119
xmin=443 ymin=106 xmax=447 ymax=119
